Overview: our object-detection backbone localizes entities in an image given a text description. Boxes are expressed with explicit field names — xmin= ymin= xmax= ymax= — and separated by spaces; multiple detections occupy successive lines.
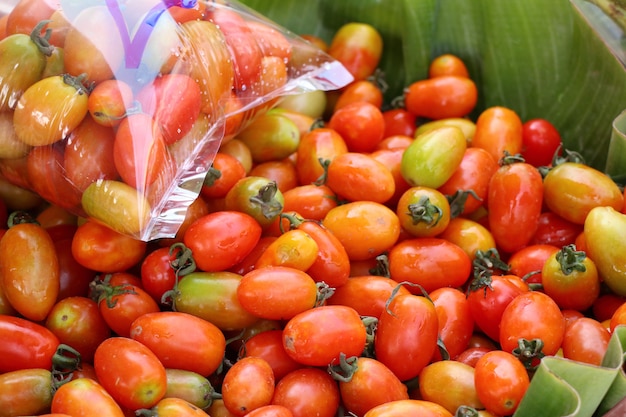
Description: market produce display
xmin=0 ymin=0 xmax=626 ymax=417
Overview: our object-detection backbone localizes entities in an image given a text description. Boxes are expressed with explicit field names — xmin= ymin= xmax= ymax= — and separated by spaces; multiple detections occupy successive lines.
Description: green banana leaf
xmin=239 ymin=0 xmax=626 ymax=172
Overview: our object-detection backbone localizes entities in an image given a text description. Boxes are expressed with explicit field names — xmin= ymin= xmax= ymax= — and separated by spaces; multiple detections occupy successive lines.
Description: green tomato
xmin=584 ymin=206 xmax=626 ymax=296
xmin=224 ymin=176 xmax=285 ymax=229
xmin=234 ymin=112 xmax=300 ymax=163
xmin=401 ymin=125 xmax=466 ymax=189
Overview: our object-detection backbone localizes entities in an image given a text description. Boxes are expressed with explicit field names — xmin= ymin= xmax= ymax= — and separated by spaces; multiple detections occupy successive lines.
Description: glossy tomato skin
xmin=51 ymin=377 xmax=125 ymax=417
xmin=327 ymin=101 xmax=386 ymax=153
xmin=404 ymin=76 xmax=478 ymax=120
xmin=254 ymin=230 xmax=319 ymax=271
xmin=0 ymin=221 xmax=59 ymax=321
xmin=364 ymin=399 xmax=453 ymax=417
xmin=143 ymin=397 xmax=211 ymax=417
xmin=130 ymin=311 xmax=226 ymax=377
xmin=241 ymin=329 xmax=302 ymax=381
xmin=438 ymin=217 xmax=495 ymax=261
xmin=0 ymin=368 xmax=54 ymax=416
xmin=471 ymin=106 xmax=523 ymax=163
xmin=282 ymin=305 xmax=366 ymax=367
xmin=562 ymin=317 xmax=610 ymax=366
xmin=184 ymin=210 xmax=262 ymax=272
xmin=529 ymin=211 xmax=583 ymax=248
xmin=375 ymin=293 xmax=439 ymax=381
xmin=327 ymin=22 xmax=382 ymax=81
xmin=282 ymin=184 xmax=338 ymax=221
xmin=94 ymin=337 xmax=167 ymax=410
xmin=474 ymin=350 xmax=529 ymax=416
xmin=396 ymin=186 xmax=450 ymax=238
xmin=428 ymin=53 xmax=470 ymax=78
xmin=271 ymin=367 xmax=340 ymax=417
xmin=221 ymin=357 xmax=275 ymax=416
xmin=388 ymin=238 xmax=471 ymax=293
xmin=0 ymin=314 xmax=59 ymax=373
xmin=295 ymin=127 xmax=348 ymax=186
xmin=507 ymin=244 xmax=560 ymax=285
xmin=419 ymin=360 xmax=483 ymax=414
xmin=488 ymin=161 xmax=543 ymax=254
xmin=521 ymin=118 xmax=563 ymax=167
xmin=430 ymin=287 xmax=474 ymax=361
xmin=224 ymin=177 xmax=285 ymax=230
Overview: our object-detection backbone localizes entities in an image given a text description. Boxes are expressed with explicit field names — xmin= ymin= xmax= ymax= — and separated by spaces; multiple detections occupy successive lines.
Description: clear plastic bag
xmin=0 ymin=0 xmax=353 ymax=240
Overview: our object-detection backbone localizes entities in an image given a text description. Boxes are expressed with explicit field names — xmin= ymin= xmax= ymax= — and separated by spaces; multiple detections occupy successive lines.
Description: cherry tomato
xmin=139 ymin=397 xmax=211 ymax=417
xmin=224 ymin=176 xmax=285 ymax=230
xmin=322 ymin=201 xmax=400 ymax=261
xmin=369 ymin=147 xmax=412 ymax=206
xmin=521 ymin=118 xmax=563 ymax=167
xmin=543 ymin=162 xmax=624 ymax=225
xmin=238 ymin=266 xmax=319 ymax=320
xmin=0 ymin=315 xmax=60 ymax=373
xmin=87 ymin=79 xmax=133 ymax=127
xmin=438 ymin=217 xmax=495 ymax=261
xmin=332 ymin=356 xmax=409 ymax=416
xmin=388 ymin=238 xmax=471 ymax=293
xmin=541 ymin=244 xmax=600 ymax=311
xmin=364 ymin=399 xmax=453 ymax=417
xmin=282 ymin=184 xmax=338 ymax=222
xmin=5 ymin=0 xmax=57 ymax=36
xmin=222 ymin=357 xmax=275 ymax=416
xmin=201 ymin=152 xmax=247 ymax=200
xmin=529 ymin=211 xmax=583 ymax=247
xmin=507 ymin=243 xmax=560 ymax=285
xmin=375 ymin=293 xmax=439 ymax=381
xmin=562 ymin=317 xmax=610 ymax=366
xmin=610 ymin=302 xmax=626 ymax=333
xmin=249 ymin=159 xmax=299 ymax=194
xmin=236 ymin=112 xmax=301 ymax=163
xmin=593 ymin=294 xmax=626 ymax=323
xmin=0 ymin=220 xmax=59 ymax=321
xmin=396 ymin=186 xmax=450 ymax=238
xmin=334 ymin=79 xmax=384 ymax=111
xmin=474 ymin=350 xmax=529 ymax=416
xmin=471 ymin=106 xmax=523 ymax=163
xmin=295 ymin=127 xmax=348 ymax=186
xmin=0 ymin=368 xmax=54 ymax=417
xmin=428 ymin=53 xmax=470 ymax=78
xmin=282 ymin=305 xmax=366 ymax=367
xmin=51 ymin=377 xmax=125 ymax=417
xmin=499 ymin=291 xmax=565 ymax=356
xmin=241 ymin=329 xmax=302 ymax=381
xmin=271 ymin=367 xmax=340 ymax=417
xmin=254 ymin=230 xmax=319 ymax=271
xmin=140 ymin=245 xmax=180 ymax=305
xmin=327 ymin=101 xmax=385 ymax=153
xmin=419 ymin=360 xmax=483 ymax=414
xmin=376 ymin=134 xmax=414 ymax=151
xmin=430 ymin=287 xmax=474 ymax=361
xmin=327 ymin=22 xmax=383 ymax=81
xmin=245 ymin=405 xmax=294 ymax=417
xmin=404 ymin=76 xmax=477 ymax=120
xmin=487 ymin=160 xmax=543 ymax=254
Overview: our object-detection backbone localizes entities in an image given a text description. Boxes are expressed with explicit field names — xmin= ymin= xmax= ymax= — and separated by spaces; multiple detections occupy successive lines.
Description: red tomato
xmin=610 ymin=302 xmax=626 ymax=333
xmin=562 ymin=317 xmax=610 ymax=366
xmin=388 ymin=238 xmax=471 ymax=293
xmin=487 ymin=160 xmax=543 ymax=254
xmin=375 ymin=293 xmax=439 ymax=381
xmin=474 ymin=350 xmax=529 ymax=416
xmin=0 ymin=221 xmax=59 ymax=321
xmin=51 ymin=378 xmax=125 ymax=417
xmin=94 ymin=337 xmax=167 ymax=410
xmin=201 ymin=152 xmax=247 ymax=200
xmin=0 ymin=315 xmax=60 ymax=373
xmin=0 ymin=368 xmax=55 ymax=417
xmin=430 ymin=287 xmax=475 ymax=361
xmin=184 ymin=210 xmax=262 ymax=272
xmin=507 ymin=244 xmax=560 ymax=285
xmin=529 ymin=211 xmax=583 ymax=247
xmin=327 ymin=101 xmax=386 ymax=153
xmin=140 ymin=246 xmax=179 ymax=306
xmin=404 ymin=76 xmax=478 ymax=120
xmin=382 ymin=109 xmax=417 ymax=139
xmin=249 ymin=159 xmax=299 ymax=194
xmin=87 ymin=79 xmax=134 ymax=127
xmin=295 ymin=127 xmax=348 ymax=186
xmin=472 ymin=106 xmax=523 ymax=163
xmin=281 ymin=184 xmax=338 ymax=221
xmin=130 ymin=311 xmax=226 ymax=377
xmin=521 ymin=118 xmax=563 ymax=167
xmin=499 ymin=291 xmax=566 ymax=356
xmin=241 ymin=329 xmax=302 ymax=381
xmin=5 ymin=0 xmax=57 ymax=35
xmin=593 ymin=294 xmax=626 ymax=323
xmin=245 ymin=405 xmax=294 ymax=417
xmin=222 ymin=357 xmax=275 ymax=416
xmin=334 ymin=79 xmax=384 ymax=111
xmin=282 ymin=305 xmax=366 ymax=367
xmin=271 ymin=367 xmax=340 ymax=417
xmin=327 ymin=22 xmax=383 ymax=81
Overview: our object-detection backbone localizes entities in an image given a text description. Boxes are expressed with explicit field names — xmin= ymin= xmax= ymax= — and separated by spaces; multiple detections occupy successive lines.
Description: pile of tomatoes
xmin=2 ymin=2 xmax=626 ymax=417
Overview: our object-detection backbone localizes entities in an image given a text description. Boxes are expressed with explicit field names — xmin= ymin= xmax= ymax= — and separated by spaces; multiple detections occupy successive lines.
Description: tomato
xmin=271 ymin=367 xmax=340 ymax=417
xmin=71 ymin=219 xmax=147 ymax=272
xmin=221 ymin=357 xmax=275 ymax=416
xmin=507 ymin=243 xmax=559 ymax=285
xmin=282 ymin=305 xmax=366 ymax=367
xmin=45 ymin=296 xmax=111 ymax=363
xmin=51 ymin=378 xmax=125 ymax=417
xmin=430 ymin=287 xmax=474 ymax=361
xmin=529 ymin=211 xmax=583 ymax=247
xmin=241 ymin=329 xmax=302 ymax=381
xmin=201 ymin=152 xmax=247 ymax=200
xmin=325 ymin=152 xmax=396 ymax=204
xmin=139 ymin=397 xmax=211 ymax=417
xmin=64 ymin=114 xmax=118 ymax=192
xmin=239 ymin=266 xmax=319 ymax=320
xmin=229 ymin=236 xmax=277 ymax=276
xmin=466 ymin=274 xmax=528 ymax=342
xmin=364 ymin=399 xmax=453 ymax=417
xmin=183 ymin=210 xmax=262 ymax=272
xmin=327 ymin=22 xmax=383 ymax=81
xmin=254 ymin=230 xmax=319 ymax=271
xmin=438 ymin=217 xmax=495 ymax=261
xmin=0 ymin=220 xmax=59 ymax=321
xmin=130 ymin=311 xmax=225 ymax=378
xmin=94 ymin=336 xmax=167 ymax=410
xmin=474 ymin=350 xmax=529 ymax=416
xmin=543 ymin=162 xmax=624 ymax=224
xmin=487 ymin=160 xmax=543 ymax=254
xmin=0 ymin=112 xmax=30 ymax=159
xmin=81 ymin=179 xmax=152 ymax=237
xmin=249 ymin=159 xmax=299 ymax=194
xmin=593 ymin=294 xmax=626 ymax=323
xmin=327 ymin=101 xmax=385 ymax=153
xmin=401 ymin=126 xmax=466 ymax=189
xmin=334 ymin=79 xmax=384 ymax=111
xmin=323 ymin=201 xmax=400 ymax=261
xmin=224 ymin=177 xmax=285 ymax=230
xmin=541 ymin=244 xmax=600 ymax=311
xmin=562 ymin=317 xmax=610 ymax=366
xmin=376 ymin=134 xmax=414 ymax=151
xmin=369 ymin=147 xmax=412 ymax=206
xmin=5 ymin=0 xmax=57 ymax=36
xmin=87 ymin=79 xmax=134 ymax=127
xmin=521 ymin=118 xmax=563 ymax=167
xmin=139 ymin=246 xmax=180 ymax=305
xmin=236 ymin=112 xmax=301 ymax=163
xmin=610 ymin=302 xmax=626 ymax=333
xmin=295 ymin=127 xmax=348 ymax=186
xmin=282 ymin=184 xmax=338 ymax=221
xmin=172 ymin=271 xmax=260 ymax=331
xmin=428 ymin=53 xmax=470 ymax=78
xmin=275 ymin=90 xmax=327 ymax=120
xmin=419 ymin=360 xmax=483 ymax=414
xmin=404 ymin=76 xmax=478 ymax=120
xmin=455 ymin=346 xmax=494 ymax=368
xmin=471 ymin=106 xmax=523 ymax=163
xmin=168 ymin=1 xmax=208 ymax=23
xmin=245 ymin=405 xmax=294 ymax=417
xmin=331 ymin=356 xmax=409 ymax=416
xmin=0 ymin=315 xmax=60 ymax=373
xmin=375 ymin=293 xmax=439 ymax=381
xmin=438 ymin=147 xmax=499 ymax=215
xmin=396 ymin=186 xmax=450 ymax=238
xmin=0 ymin=368 xmax=54 ymax=417
xmin=499 ymin=291 xmax=565 ymax=356
xmin=388 ymin=238 xmax=471 ymax=293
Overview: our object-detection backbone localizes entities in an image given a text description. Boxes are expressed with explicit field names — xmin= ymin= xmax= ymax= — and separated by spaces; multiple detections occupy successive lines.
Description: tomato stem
xmin=446 ymin=189 xmax=481 ymax=218
xmin=436 ymin=335 xmax=450 ymax=361
xmin=512 ymin=337 xmax=545 ymax=372
xmin=30 ymin=20 xmax=55 ymax=57
xmin=327 ymin=352 xmax=358 ymax=383
xmin=313 ymin=158 xmax=331 ymax=186
xmin=368 ymin=253 xmax=390 ymax=277
xmin=7 ymin=210 xmax=38 ymax=227
xmin=498 ymin=151 xmax=526 ymax=166
xmin=406 ymin=195 xmax=443 ymax=227
xmin=248 ymin=181 xmax=283 ymax=220
xmin=361 ymin=315 xmax=378 ymax=358
xmin=50 ymin=344 xmax=83 ymax=392
xmin=556 ymin=244 xmax=587 ymax=275
xmin=315 ymin=282 xmax=336 ymax=307
xmin=455 ymin=405 xmax=481 ymax=417
xmin=202 ymin=165 xmax=223 ymax=187
xmin=472 ymin=248 xmax=510 ymax=279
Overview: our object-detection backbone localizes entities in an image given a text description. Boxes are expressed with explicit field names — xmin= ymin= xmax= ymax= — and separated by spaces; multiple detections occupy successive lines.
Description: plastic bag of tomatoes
xmin=0 ymin=0 xmax=353 ymax=241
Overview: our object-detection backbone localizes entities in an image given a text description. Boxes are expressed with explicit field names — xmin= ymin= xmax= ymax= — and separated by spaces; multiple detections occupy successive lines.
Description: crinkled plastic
xmin=0 ymin=0 xmax=353 ymax=241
